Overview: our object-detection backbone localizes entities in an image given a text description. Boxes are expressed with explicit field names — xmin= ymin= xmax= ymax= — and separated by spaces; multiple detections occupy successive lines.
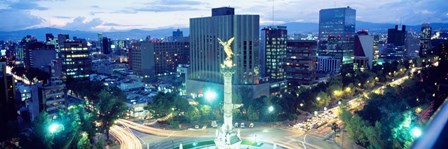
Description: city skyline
xmin=1 ymin=0 xmax=447 ymax=32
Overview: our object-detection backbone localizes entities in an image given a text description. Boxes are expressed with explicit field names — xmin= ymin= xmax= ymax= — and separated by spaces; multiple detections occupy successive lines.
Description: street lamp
xmin=268 ymin=106 xmax=274 ymax=113
xmin=300 ymin=103 xmax=304 ymax=107
xmin=204 ymin=90 xmax=217 ymax=102
xmin=49 ymin=122 xmax=63 ymax=134
xmin=411 ymin=127 xmax=422 ymax=138
xmin=316 ymin=97 xmax=321 ymax=101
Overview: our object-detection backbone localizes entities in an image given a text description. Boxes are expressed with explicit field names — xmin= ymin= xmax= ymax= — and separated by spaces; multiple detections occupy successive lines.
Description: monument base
xmin=214 ymin=129 xmax=242 ymax=149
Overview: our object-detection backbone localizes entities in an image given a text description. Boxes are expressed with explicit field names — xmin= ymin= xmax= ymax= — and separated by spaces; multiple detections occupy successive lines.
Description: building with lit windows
xmin=187 ymin=7 xmax=269 ymax=98
xmin=318 ymin=6 xmax=356 ymax=73
xmin=286 ymin=40 xmax=317 ymax=86
xmin=31 ymin=79 xmax=67 ymax=118
xmin=129 ymin=41 xmax=189 ymax=81
xmin=60 ymin=40 xmax=91 ymax=80
xmin=420 ymin=23 xmax=432 ymax=57
xmin=260 ymin=26 xmax=287 ymax=81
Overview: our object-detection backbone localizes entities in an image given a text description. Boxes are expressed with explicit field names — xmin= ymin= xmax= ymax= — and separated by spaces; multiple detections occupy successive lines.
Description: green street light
xmin=49 ymin=123 xmax=63 ymax=134
xmin=268 ymin=106 xmax=274 ymax=113
xmin=411 ymin=127 xmax=422 ymax=138
xmin=204 ymin=90 xmax=217 ymax=102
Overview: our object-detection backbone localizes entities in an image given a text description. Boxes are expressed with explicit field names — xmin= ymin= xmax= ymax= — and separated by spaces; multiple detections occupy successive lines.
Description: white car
xmin=240 ymin=123 xmax=245 ymax=128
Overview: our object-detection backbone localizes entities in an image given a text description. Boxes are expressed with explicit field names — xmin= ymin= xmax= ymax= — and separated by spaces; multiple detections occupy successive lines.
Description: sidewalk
xmin=333 ymin=130 xmax=363 ymax=149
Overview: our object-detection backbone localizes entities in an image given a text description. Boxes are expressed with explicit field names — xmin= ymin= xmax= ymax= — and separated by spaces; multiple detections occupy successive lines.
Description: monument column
xmin=214 ymin=37 xmax=242 ymax=149
xmin=222 ymin=64 xmax=235 ymax=131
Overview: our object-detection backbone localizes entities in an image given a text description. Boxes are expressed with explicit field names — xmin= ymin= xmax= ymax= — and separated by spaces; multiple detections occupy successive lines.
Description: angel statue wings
xmin=217 ymin=37 xmax=235 ymax=60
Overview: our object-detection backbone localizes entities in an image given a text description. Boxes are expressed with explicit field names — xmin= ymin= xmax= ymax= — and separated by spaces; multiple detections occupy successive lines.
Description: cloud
xmin=90 ymin=11 xmax=105 ymax=15
xmin=8 ymin=1 xmax=48 ymax=10
xmin=91 ymin=5 xmax=100 ymax=9
xmin=378 ymin=0 xmax=448 ymax=24
xmin=149 ymin=0 xmax=204 ymax=5
xmin=63 ymin=17 xmax=103 ymax=30
xmin=135 ymin=6 xmax=200 ymax=12
xmin=103 ymin=22 xmax=141 ymax=27
xmin=116 ymin=0 xmax=205 ymax=13
xmin=0 ymin=9 xmax=44 ymax=31
xmin=54 ymin=16 xmax=71 ymax=19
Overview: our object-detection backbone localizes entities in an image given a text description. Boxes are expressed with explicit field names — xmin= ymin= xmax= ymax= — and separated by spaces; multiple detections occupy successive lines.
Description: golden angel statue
xmin=217 ymin=37 xmax=235 ymax=60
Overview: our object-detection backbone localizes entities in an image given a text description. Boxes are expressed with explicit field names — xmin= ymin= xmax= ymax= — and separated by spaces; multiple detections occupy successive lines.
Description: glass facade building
xmin=318 ymin=6 xmax=356 ymax=71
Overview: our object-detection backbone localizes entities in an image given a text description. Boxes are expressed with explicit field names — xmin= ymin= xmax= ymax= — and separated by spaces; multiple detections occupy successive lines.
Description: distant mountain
xmin=0 ymin=27 xmax=189 ymax=41
xmin=1 ymin=21 xmax=447 ymax=41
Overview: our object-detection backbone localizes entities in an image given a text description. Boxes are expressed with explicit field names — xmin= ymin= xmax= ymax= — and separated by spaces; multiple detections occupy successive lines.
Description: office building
xmin=173 ymin=29 xmax=184 ymax=42
xmin=318 ymin=6 xmax=356 ymax=72
xmin=31 ymin=79 xmax=67 ymax=118
xmin=260 ymin=26 xmax=287 ymax=81
xmin=60 ymin=40 xmax=91 ymax=80
xmin=102 ymin=37 xmax=112 ymax=54
xmin=129 ymin=41 xmax=189 ymax=81
xmin=405 ymin=32 xmax=420 ymax=58
xmin=187 ymin=7 xmax=269 ymax=98
xmin=286 ymin=40 xmax=317 ymax=87
xmin=24 ymin=42 xmax=56 ymax=69
xmin=0 ymin=62 xmax=17 ymax=140
xmin=387 ymin=25 xmax=406 ymax=46
xmin=57 ymin=34 xmax=69 ymax=48
xmin=420 ymin=23 xmax=432 ymax=57
xmin=46 ymin=33 xmax=54 ymax=42
xmin=353 ymin=30 xmax=374 ymax=69
xmin=317 ymin=56 xmax=340 ymax=73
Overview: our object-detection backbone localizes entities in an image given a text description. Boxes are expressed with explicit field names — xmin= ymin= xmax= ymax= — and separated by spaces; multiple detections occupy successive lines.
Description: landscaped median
xmin=173 ymin=140 xmax=264 ymax=149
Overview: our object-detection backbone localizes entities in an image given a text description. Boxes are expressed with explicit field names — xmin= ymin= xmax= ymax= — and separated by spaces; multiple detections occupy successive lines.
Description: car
xmin=234 ymin=122 xmax=239 ymax=128
xmin=211 ymin=121 xmax=218 ymax=128
xmin=249 ymin=123 xmax=254 ymax=128
xmin=240 ymin=123 xmax=245 ymax=128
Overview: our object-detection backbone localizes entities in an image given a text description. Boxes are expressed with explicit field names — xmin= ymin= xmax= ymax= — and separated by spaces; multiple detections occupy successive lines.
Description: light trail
xmin=110 ymin=125 xmax=142 ymax=149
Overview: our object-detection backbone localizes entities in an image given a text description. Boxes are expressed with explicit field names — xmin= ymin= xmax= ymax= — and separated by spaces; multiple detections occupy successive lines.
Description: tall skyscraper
xmin=102 ymin=37 xmax=112 ymax=54
xmin=98 ymin=33 xmax=103 ymax=52
xmin=286 ymin=40 xmax=317 ymax=87
xmin=388 ymin=25 xmax=407 ymax=46
xmin=420 ymin=23 xmax=432 ymax=57
xmin=173 ymin=29 xmax=184 ymax=42
xmin=60 ymin=40 xmax=91 ymax=80
xmin=187 ymin=7 xmax=268 ymax=98
xmin=260 ymin=26 xmax=287 ymax=81
xmin=318 ymin=6 xmax=356 ymax=73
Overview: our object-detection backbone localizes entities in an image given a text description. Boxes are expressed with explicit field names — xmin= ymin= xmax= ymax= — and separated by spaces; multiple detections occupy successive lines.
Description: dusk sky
xmin=0 ymin=0 xmax=447 ymax=32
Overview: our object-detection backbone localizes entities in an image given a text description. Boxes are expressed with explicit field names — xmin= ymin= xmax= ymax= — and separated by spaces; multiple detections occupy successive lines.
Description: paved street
xmin=115 ymin=69 xmax=414 ymax=149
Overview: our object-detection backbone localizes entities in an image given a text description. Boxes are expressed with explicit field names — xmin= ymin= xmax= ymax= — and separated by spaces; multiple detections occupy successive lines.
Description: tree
xmin=315 ymin=91 xmax=330 ymax=108
xmin=185 ymin=106 xmax=201 ymax=122
xmin=31 ymin=112 xmax=53 ymax=149
xmin=95 ymin=90 xmax=128 ymax=141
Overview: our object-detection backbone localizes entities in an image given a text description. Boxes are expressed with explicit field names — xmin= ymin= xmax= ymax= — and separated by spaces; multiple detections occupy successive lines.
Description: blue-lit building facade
xmin=318 ymin=7 xmax=356 ymax=73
